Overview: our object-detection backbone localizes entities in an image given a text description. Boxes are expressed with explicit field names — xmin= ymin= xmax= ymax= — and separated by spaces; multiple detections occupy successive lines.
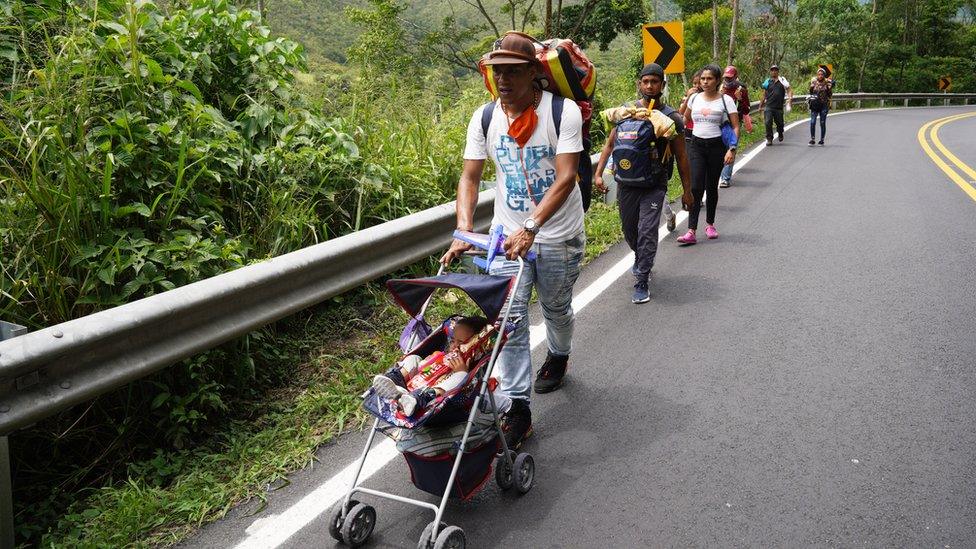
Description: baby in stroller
xmin=371 ymin=315 xmax=490 ymax=416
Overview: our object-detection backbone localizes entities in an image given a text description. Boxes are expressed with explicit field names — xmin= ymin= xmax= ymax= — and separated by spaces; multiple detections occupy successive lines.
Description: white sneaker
xmin=399 ymin=392 xmax=418 ymax=416
xmin=718 ymin=178 xmax=730 ymax=188
xmin=372 ymin=375 xmax=406 ymax=400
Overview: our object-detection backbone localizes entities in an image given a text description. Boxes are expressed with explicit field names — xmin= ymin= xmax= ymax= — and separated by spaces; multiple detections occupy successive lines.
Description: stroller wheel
xmin=495 ymin=451 xmax=515 ymax=490
xmin=514 ymin=453 xmax=535 ymax=494
xmin=328 ymin=499 xmax=359 ymax=542
xmin=418 ymin=521 xmax=447 ymax=549
xmin=433 ymin=525 xmax=466 ymax=549
xmin=340 ymin=502 xmax=376 ymax=548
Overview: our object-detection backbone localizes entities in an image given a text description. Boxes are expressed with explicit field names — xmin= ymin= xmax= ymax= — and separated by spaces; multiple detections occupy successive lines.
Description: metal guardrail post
xmin=856 ymin=100 xmax=861 ymax=109
xmin=0 ymin=321 xmax=27 ymax=549
xmin=927 ymin=98 xmax=932 ymax=106
xmin=879 ymin=99 xmax=885 ymax=107
xmin=0 ymin=436 xmax=11 ymax=549
xmin=903 ymin=99 xmax=908 ymax=107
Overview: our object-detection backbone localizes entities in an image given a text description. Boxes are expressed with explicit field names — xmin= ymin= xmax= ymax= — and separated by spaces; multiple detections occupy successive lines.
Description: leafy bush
xmin=0 ymin=0 xmax=395 ymax=328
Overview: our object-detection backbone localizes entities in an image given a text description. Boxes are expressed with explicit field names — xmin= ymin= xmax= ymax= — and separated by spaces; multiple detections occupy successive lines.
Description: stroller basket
xmin=404 ymin=436 xmax=500 ymax=500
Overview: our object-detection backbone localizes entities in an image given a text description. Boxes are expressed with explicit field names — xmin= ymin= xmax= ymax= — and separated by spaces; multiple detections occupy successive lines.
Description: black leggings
xmin=688 ymin=136 xmax=726 ymax=230
xmin=810 ymin=107 xmax=828 ymax=139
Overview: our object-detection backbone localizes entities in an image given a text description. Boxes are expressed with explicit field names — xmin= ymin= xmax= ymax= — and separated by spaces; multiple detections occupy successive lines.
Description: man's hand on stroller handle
xmin=503 ymin=228 xmax=535 ymax=260
xmin=440 ymin=238 xmax=473 ymax=265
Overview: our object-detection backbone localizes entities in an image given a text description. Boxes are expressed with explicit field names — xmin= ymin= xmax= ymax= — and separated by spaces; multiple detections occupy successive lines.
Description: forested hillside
xmin=1 ymin=0 xmax=973 ymax=545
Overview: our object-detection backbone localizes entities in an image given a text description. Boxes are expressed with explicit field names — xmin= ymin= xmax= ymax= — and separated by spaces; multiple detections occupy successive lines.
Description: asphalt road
xmin=182 ymin=107 xmax=976 ymax=548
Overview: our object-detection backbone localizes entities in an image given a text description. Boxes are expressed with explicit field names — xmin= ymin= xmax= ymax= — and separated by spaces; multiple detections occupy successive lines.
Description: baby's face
xmin=449 ymin=325 xmax=476 ymax=350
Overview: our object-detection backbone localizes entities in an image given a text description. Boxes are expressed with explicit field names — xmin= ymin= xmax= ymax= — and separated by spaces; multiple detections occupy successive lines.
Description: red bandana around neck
xmin=507 ymin=102 xmax=538 ymax=148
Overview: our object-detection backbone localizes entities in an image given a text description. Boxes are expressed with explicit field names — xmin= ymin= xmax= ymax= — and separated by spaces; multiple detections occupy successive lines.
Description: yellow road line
xmin=917 ymin=112 xmax=976 ymax=203
xmin=930 ymin=112 xmax=976 ymax=181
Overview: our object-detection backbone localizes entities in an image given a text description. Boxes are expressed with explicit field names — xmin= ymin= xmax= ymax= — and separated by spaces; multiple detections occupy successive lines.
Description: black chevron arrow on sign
xmin=646 ymin=25 xmax=680 ymax=70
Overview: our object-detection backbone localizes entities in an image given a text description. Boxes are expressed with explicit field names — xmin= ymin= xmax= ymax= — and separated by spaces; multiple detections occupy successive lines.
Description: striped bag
xmin=479 ymin=32 xmax=596 ymax=104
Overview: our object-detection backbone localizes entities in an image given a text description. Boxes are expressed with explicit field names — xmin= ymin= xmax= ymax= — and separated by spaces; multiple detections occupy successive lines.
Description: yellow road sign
xmin=642 ymin=21 xmax=684 ymax=74
xmin=818 ymin=63 xmax=834 ymax=78
xmin=938 ymin=76 xmax=952 ymax=91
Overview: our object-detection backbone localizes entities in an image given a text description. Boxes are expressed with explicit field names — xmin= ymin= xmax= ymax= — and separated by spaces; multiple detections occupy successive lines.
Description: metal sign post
xmin=0 ymin=321 xmax=27 ymax=549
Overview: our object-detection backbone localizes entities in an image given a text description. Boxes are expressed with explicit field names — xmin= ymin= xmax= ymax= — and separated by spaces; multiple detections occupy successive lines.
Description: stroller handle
xmin=461 ymin=249 xmax=538 ymax=262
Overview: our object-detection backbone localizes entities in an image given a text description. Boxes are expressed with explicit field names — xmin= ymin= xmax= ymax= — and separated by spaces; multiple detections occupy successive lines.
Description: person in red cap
xmin=719 ymin=65 xmax=750 ymax=188
xmin=440 ymin=31 xmax=585 ymax=451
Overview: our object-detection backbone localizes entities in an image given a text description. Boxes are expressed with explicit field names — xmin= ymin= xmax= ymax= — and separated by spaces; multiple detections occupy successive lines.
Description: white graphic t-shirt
xmin=689 ymin=93 xmax=739 ymax=139
xmin=464 ymin=91 xmax=584 ymax=244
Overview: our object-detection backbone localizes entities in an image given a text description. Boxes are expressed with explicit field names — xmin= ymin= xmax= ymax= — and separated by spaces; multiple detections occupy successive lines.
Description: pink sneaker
xmin=677 ymin=230 xmax=697 ymax=245
xmin=705 ymin=225 xmax=719 ymax=239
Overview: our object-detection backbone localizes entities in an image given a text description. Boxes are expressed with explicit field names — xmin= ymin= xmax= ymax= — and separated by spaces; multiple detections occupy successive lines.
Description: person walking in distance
xmin=718 ymin=65 xmax=750 ymax=188
xmin=679 ymin=69 xmax=704 ymax=142
xmin=760 ymin=64 xmax=792 ymax=145
xmin=808 ymin=67 xmax=833 ymax=145
xmin=677 ymin=65 xmax=739 ymax=245
xmin=440 ymin=32 xmax=585 ymax=450
xmin=593 ymin=63 xmax=693 ymax=303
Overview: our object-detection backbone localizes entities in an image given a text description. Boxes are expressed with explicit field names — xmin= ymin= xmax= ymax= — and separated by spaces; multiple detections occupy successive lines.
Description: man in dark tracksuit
xmin=760 ymin=64 xmax=792 ymax=145
xmin=594 ymin=63 xmax=692 ymax=304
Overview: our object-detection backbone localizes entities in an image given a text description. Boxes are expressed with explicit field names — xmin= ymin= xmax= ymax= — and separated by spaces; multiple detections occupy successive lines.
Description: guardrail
xmin=0 ymin=192 xmax=495 ymax=435
xmin=789 ymin=92 xmax=975 ymax=110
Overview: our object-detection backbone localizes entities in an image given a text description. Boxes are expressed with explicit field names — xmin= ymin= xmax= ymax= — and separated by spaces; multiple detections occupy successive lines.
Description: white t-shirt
xmin=463 ymin=91 xmax=584 ymax=244
xmin=689 ymin=93 xmax=739 ymax=139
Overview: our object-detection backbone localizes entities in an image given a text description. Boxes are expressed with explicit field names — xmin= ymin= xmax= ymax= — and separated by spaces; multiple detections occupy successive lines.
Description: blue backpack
xmin=610 ymin=103 xmax=674 ymax=189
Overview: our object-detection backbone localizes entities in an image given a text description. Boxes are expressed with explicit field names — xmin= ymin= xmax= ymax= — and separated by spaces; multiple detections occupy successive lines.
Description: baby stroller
xmin=329 ymin=226 xmax=536 ymax=549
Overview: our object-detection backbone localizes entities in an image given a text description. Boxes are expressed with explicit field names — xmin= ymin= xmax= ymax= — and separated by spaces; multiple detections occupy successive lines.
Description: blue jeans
xmin=720 ymin=160 xmax=733 ymax=183
xmin=489 ymin=232 xmax=585 ymax=402
xmin=810 ymin=107 xmax=828 ymax=140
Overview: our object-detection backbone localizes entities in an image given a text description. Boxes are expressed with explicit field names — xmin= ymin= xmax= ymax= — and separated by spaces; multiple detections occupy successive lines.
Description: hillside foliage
xmin=1 ymin=0 xmax=973 ymax=544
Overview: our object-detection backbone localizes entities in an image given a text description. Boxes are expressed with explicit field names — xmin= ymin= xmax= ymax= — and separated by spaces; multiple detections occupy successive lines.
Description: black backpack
xmin=480 ymin=96 xmax=593 ymax=212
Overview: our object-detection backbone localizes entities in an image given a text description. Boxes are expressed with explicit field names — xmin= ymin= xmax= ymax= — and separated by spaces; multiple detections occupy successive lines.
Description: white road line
xmin=233 ymin=106 xmax=888 ymax=548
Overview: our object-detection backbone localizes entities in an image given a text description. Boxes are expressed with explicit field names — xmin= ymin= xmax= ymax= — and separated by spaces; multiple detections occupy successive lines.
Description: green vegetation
xmin=676 ymin=0 xmax=976 ymax=93
xmin=2 ymin=0 xmax=973 ymax=544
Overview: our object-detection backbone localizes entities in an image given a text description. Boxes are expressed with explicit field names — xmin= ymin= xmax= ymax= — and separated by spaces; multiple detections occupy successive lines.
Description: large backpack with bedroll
xmin=478 ymin=32 xmax=596 ymax=211
xmin=610 ymin=101 xmax=675 ymax=189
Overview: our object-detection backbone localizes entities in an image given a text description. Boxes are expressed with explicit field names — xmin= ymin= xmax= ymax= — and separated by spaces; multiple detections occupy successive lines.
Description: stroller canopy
xmin=386 ymin=274 xmax=513 ymax=323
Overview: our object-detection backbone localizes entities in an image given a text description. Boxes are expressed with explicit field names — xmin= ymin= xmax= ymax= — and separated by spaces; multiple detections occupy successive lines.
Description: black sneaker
xmin=818 ymin=140 xmax=824 ymax=146
xmin=765 ymin=138 xmax=773 ymax=146
xmin=632 ymin=280 xmax=650 ymax=304
xmin=778 ymin=132 xmax=784 ymax=142
xmin=808 ymin=138 xmax=815 ymax=146
xmin=665 ymin=208 xmax=677 ymax=232
xmin=534 ymin=352 xmax=568 ymax=393
xmin=501 ymin=399 xmax=533 ymax=451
